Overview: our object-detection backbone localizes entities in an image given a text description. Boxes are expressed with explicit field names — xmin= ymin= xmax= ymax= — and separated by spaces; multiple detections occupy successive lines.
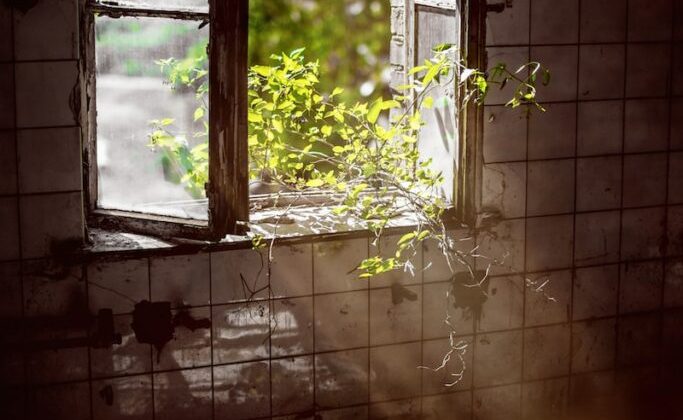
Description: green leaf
xmin=193 ymin=107 xmax=204 ymax=122
xmin=252 ymin=65 xmax=272 ymax=77
xmin=331 ymin=87 xmax=344 ymax=97
xmin=305 ymin=179 xmax=325 ymax=188
xmin=367 ymin=98 xmax=383 ymax=124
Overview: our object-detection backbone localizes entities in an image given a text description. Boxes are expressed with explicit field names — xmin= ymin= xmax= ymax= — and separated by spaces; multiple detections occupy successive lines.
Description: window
xmin=82 ymin=0 xmax=479 ymax=240
xmin=83 ymin=0 xmax=248 ymax=240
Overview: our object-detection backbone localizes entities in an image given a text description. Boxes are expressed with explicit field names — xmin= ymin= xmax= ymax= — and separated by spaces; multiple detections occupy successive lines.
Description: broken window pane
xmin=95 ymin=16 xmax=209 ymax=220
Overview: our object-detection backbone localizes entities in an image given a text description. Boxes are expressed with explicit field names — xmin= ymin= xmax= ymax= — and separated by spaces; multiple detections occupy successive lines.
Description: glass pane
xmin=95 ymin=16 xmax=209 ymax=220
xmin=97 ymin=0 xmax=208 ymax=13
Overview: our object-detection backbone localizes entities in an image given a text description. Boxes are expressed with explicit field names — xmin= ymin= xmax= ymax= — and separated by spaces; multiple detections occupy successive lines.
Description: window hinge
xmin=486 ymin=0 xmax=513 ymax=13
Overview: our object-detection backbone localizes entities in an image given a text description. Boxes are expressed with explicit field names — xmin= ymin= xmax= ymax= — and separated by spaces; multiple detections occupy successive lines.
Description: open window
xmin=81 ymin=0 xmax=478 ymax=240
xmin=82 ymin=0 xmax=248 ymax=240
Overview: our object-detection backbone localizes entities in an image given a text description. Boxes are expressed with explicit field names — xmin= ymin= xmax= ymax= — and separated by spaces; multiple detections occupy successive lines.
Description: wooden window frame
xmin=80 ymin=0 xmax=248 ymax=241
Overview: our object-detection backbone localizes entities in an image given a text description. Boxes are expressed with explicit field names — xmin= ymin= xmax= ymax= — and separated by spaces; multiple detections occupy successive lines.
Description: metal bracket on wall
xmin=486 ymin=0 xmax=513 ymax=13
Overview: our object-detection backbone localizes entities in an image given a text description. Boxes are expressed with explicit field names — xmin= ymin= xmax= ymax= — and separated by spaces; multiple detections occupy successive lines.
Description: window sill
xmin=84 ymin=204 xmax=450 ymax=262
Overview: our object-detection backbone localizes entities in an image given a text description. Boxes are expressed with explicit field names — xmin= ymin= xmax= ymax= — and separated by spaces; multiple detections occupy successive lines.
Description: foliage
xmin=147 ymin=45 xmax=549 ymax=278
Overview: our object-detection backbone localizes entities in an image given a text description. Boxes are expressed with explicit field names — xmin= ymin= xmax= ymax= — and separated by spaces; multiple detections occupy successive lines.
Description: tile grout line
xmin=614 ymin=0 xmax=631 ymax=382
xmin=656 ymin=0 xmax=677 ymax=386
xmin=208 ymin=252 xmax=215 ymax=420
xmin=567 ymin=0 xmax=583 ymax=406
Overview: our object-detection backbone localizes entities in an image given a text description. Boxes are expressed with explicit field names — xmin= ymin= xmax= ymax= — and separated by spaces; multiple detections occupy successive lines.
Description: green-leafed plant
xmin=148 ymin=46 xmax=548 ymax=279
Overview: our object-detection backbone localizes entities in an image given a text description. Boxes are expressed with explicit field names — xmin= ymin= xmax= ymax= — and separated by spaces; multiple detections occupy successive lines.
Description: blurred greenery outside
xmin=96 ymin=0 xmax=391 ymax=101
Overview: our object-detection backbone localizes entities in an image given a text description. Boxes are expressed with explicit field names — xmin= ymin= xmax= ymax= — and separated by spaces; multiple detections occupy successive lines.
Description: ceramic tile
xmin=670 ymin=99 xmax=683 ymax=151
xmin=17 ymin=127 xmax=81 ymax=194
xmin=528 ymin=102 xmax=576 ymax=160
xmin=483 ymin=105 xmax=527 ymax=163
xmin=568 ymin=370 xmax=616 ymax=414
xmin=270 ymin=296 xmax=314 ymax=357
xmin=212 ymin=301 xmax=270 ymax=364
xmin=0 ymin=63 xmax=14 ymax=129
xmin=0 ymin=262 xmax=21 ymax=318
xmin=527 ymin=159 xmax=575 ymax=217
xmin=522 ymin=377 xmax=569 ymax=420
xmin=213 ymin=361 xmax=270 ymax=419
xmin=626 ymin=43 xmax=671 ymax=98
xmin=313 ymin=238 xmax=368 ymax=293
xmin=526 ymin=215 xmax=574 ymax=272
xmin=422 ymin=229 xmax=475 ymax=283
xmin=369 ymin=342 xmax=421 ymax=402
xmin=662 ymin=309 xmax=683 ymax=364
xmin=531 ymin=46 xmax=578 ymax=102
xmin=421 ymin=336 xmax=473 ymax=394
xmin=621 ymin=207 xmax=666 ymax=260
xmin=668 ymin=206 xmax=683 ymax=256
xmin=473 ymin=384 xmax=522 ymax=420
xmin=318 ymin=406 xmax=368 ymax=420
xmin=25 ymin=382 xmax=90 ymax=420
xmin=578 ymin=45 xmax=625 ymax=100
xmin=482 ymin=162 xmax=526 ymax=219
xmin=617 ymin=313 xmax=660 ymax=366
xmin=22 ymin=262 xmax=84 ymax=317
xmin=530 ymin=0 xmax=579 ymax=44
xmin=580 ymin=0 xmax=627 ymax=43
xmin=674 ymin=44 xmax=683 ymax=97
xmin=485 ymin=0 xmax=529 ymax=46
xmin=477 ymin=275 xmax=524 ymax=332
xmin=270 ymin=243 xmax=313 ymax=298
xmin=0 ymin=2 xmax=12 ymax=60
xmin=19 ymin=192 xmax=83 ymax=259
xmin=150 ymin=254 xmax=209 ymax=308
xmin=619 ymin=261 xmax=663 ymax=314
xmin=91 ymin=314 xmax=152 ymax=378
xmin=271 ymin=356 xmax=314 ymax=415
xmin=523 ymin=324 xmax=571 ymax=381
xmin=88 ymin=258 xmax=149 ymax=315
xmin=26 ymin=346 xmax=88 ymax=384
xmin=92 ymin=375 xmax=153 ymax=420
xmin=574 ymin=211 xmax=620 ymax=266
xmin=571 ymin=318 xmax=617 ymax=373
xmin=577 ymin=100 xmax=623 ymax=156
xmin=0 ymin=131 xmax=17 ymax=195
xmin=485 ymin=47 xmax=529 ymax=105
xmin=370 ymin=398 xmax=420 ymax=419
xmin=525 ymin=270 xmax=572 ymax=327
xmin=153 ymin=368 xmax=211 ymax=420
xmin=13 ymin=0 xmax=78 ymax=60
xmin=0 ymin=196 xmax=19 ymax=261
xmin=423 ymin=281 xmax=474 ymax=339
xmin=314 ymin=290 xmax=368 ymax=351
xmin=315 ymin=348 xmax=369 ymax=408
xmin=156 ymin=306 xmax=211 ymax=370
xmin=15 ymin=61 xmax=78 ymax=128
xmin=623 ymin=153 xmax=668 ymax=207
xmin=624 ymin=99 xmax=669 ymax=153
xmin=477 ymin=218 xmax=525 ymax=275
xmin=473 ymin=330 xmax=522 ymax=387
xmin=669 ymin=152 xmax=683 ymax=204
xmin=627 ymin=0 xmax=673 ymax=42
xmin=371 ymin=233 xmax=423 ymax=287
xmin=211 ymin=248 xmax=269 ymax=303
xmin=369 ymin=285 xmax=421 ymax=345
xmin=422 ymin=391 xmax=472 ymax=420
xmin=573 ymin=265 xmax=619 ymax=320
xmin=576 ymin=156 xmax=622 ymax=212
xmin=664 ymin=258 xmax=683 ymax=308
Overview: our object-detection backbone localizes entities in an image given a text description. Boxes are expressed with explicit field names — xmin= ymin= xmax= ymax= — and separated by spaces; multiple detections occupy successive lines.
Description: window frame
xmin=80 ymin=0 xmax=249 ymax=241
xmin=80 ymin=0 xmax=483 ymax=241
